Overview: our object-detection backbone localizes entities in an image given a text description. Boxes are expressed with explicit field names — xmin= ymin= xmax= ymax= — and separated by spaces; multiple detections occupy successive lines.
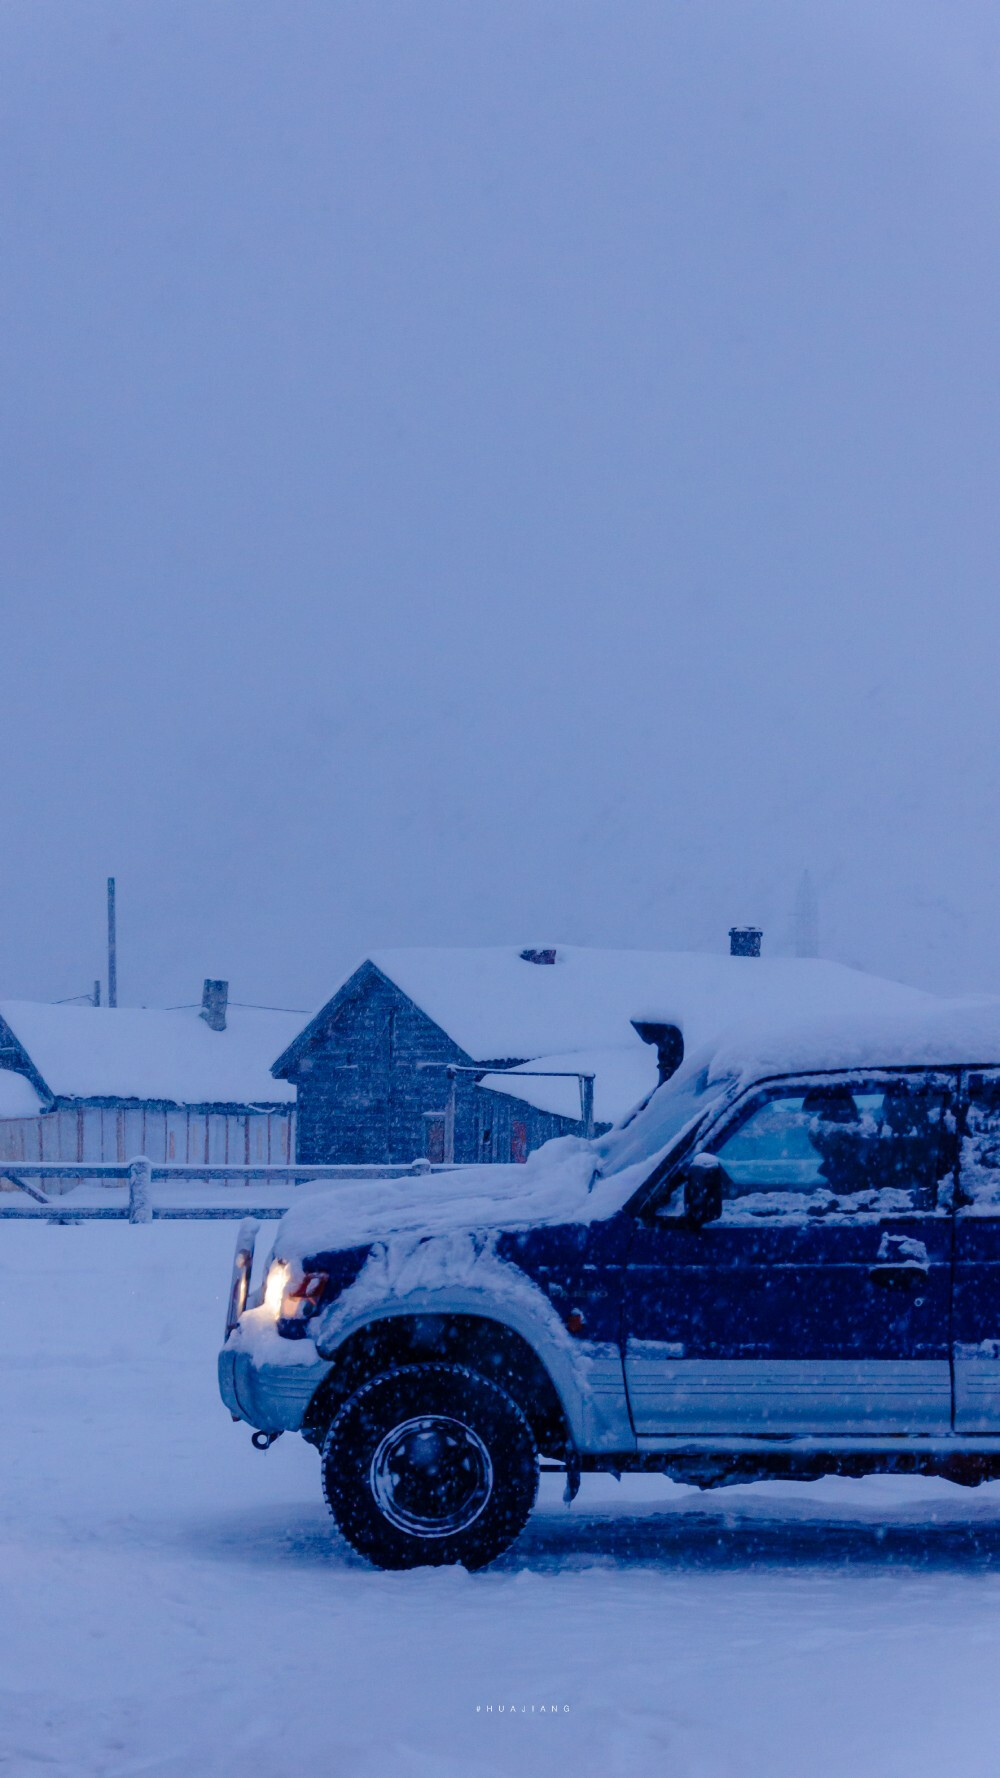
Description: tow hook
xmin=251 ymin=1430 xmax=283 ymax=1451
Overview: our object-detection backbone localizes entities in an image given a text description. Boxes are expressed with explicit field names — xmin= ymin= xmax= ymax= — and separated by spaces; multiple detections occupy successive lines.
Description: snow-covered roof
xmin=479 ymin=1045 xmax=658 ymax=1125
xmin=277 ymin=947 xmax=933 ymax=1121
xmin=286 ymin=946 xmax=933 ymax=1066
xmin=0 ymin=1001 xmax=300 ymax=1107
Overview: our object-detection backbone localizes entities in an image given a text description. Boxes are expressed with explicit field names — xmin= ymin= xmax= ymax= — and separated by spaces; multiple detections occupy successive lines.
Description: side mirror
xmin=684 ymin=1153 xmax=724 ymax=1230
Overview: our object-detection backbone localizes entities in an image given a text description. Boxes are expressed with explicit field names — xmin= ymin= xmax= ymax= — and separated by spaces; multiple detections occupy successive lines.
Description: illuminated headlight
xmin=262 ymin=1259 xmax=330 ymax=1325
xmin=263 ymin=1260 xmax=291 ymax=1317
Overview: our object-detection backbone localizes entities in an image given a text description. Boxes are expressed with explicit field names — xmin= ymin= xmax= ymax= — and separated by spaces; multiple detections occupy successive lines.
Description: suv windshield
xmin=593 ymin=1061 xmax=736 ymax=1179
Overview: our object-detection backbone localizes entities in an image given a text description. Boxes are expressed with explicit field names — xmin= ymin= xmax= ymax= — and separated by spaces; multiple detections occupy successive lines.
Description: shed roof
xmin=0 ymin=1001 xmax=300 ymax=1107
xmin=478 ymin=1045 xmax=658 ymax=1126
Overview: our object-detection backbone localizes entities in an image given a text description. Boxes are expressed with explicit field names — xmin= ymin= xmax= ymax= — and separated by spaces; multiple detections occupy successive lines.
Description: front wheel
xmin=321 ymin=1362 xmax=538 ymax=1570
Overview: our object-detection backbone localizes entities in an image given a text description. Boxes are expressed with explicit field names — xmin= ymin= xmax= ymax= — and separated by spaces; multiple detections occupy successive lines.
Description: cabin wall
xmin=291 ymin=971 xmax=581 ymax=1164
xmin=469 ymin=1084 xmax=580 ymax=1165
xmin=293 ymin=971 xmax=466 ymax=1164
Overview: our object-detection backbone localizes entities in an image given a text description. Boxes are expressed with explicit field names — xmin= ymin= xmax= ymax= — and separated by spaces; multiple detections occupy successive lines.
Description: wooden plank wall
xmin=0 ymin=1106 xmax=296 ymax=1181
xmin=291 ymin=970 xmax=582 ymax=1166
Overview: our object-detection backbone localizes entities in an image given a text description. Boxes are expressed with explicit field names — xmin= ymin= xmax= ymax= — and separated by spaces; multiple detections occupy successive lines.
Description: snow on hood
xmin=271 ymin=1064 xmax=730 ymax=1260
xmin=273 ymin=1140 xmax=675 ymax=1261
xmin=273 ymin=1140 xmax=615 ymax=1259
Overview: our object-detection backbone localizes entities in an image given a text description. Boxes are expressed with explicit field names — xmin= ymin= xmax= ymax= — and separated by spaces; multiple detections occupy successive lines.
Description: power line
xmin=164 ymin=1001 xmax=311 ymax=1014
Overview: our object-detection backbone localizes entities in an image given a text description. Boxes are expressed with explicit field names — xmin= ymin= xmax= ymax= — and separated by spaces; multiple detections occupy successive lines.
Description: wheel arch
xmin=303 ymin=1310 xmax=572 ymax=1457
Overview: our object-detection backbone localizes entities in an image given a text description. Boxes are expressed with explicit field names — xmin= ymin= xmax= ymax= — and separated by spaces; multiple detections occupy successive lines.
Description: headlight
xmin=263 ymin=1260 xmax=291 ymax=1317
xmin=262 ymin=1259 xmax=330 ymax=1325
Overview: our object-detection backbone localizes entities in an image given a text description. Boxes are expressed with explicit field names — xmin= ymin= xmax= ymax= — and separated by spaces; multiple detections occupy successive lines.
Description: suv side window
xmin=711 ymin=1077 xmax=950 ymax=1214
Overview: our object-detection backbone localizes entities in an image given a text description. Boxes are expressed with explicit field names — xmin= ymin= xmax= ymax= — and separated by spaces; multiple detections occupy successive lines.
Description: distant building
xmin=273 ymin=946 xmax=931 ymax=1166
xmin=0 ymin=981 xmax=302 ymax=1176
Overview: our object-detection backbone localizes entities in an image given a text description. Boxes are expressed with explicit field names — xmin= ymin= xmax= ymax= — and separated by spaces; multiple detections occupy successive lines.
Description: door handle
xmin=867 ymin=1264 xmax=928 ymax=1292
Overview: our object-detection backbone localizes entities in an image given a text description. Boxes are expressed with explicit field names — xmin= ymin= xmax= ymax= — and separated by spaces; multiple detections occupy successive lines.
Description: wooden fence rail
xmin=0 ymin=1155 xmax=467 ymax=1221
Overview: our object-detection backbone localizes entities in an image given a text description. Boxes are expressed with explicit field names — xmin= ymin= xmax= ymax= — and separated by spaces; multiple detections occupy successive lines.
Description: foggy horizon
xmin=3 ymin=1 xmax=998 ymax=1010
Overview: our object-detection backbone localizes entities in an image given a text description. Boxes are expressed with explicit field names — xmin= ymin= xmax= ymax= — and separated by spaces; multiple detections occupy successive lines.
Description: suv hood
xmin=269 ymin=1137 xmax=649 ymax=1262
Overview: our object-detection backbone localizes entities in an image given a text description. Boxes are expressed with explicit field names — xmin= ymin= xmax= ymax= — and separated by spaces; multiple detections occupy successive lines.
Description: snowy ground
xmin=5 ymin=1225 xmax=1000 ymax=1776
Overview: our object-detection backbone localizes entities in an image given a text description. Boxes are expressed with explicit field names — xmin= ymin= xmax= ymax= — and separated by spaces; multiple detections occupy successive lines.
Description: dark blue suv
xmin=220 ymin=1008 xmax=1000 ymax=1568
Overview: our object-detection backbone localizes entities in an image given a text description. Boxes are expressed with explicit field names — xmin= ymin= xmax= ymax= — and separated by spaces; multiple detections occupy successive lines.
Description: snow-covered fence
xmin=0 ymin=1155 xmax=459 ymax=1220
xmin=128 ymin=1156 xmax=153 ymax=1223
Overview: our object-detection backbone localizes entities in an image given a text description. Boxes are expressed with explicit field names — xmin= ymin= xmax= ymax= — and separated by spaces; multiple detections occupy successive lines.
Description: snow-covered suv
xmin=219 ymin=1002 xmax=1000 ymax=1569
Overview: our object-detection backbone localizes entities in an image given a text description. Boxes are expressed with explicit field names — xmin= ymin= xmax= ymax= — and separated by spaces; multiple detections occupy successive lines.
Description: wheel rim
xmin=369 ymin=1413 xmax=494 ymax=1538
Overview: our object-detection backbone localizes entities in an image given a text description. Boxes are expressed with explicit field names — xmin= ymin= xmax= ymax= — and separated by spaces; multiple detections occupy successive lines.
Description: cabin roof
xmin=274 ymin=946 xmax=932 ymax=1100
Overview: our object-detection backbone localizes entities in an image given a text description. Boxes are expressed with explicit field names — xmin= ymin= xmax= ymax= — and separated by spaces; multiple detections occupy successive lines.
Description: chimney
xmin=520 ymin=948 xmax=557 ymax=966
xmin=200 ymin=979 xmax=228 ymax=1032
xmin=632 ymin=1021 xmax=684 ymax=1085
xmin=729 ymin=926 xmax=762 ymax=958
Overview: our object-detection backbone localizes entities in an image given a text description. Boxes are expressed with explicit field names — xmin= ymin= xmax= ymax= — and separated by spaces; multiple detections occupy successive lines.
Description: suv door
xmin=953 ymin=1070 xmax=1000 ymax=1430
xmin=624 ymin=1071 xmax=956 ymax=1436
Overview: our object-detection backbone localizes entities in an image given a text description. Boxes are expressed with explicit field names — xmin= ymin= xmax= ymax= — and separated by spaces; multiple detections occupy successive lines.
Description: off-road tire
xmin=320 ymin=1362 xmax=539 ymax=1570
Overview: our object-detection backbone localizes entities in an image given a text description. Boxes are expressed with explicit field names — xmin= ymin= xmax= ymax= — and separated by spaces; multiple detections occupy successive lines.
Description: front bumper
xmin=219 ymin=1346 xmax=331 ymax=1434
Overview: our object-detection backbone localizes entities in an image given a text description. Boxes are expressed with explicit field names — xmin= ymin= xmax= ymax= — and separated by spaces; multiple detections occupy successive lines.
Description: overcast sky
xmin=1 ymin=0 xmax=998 ymax=1010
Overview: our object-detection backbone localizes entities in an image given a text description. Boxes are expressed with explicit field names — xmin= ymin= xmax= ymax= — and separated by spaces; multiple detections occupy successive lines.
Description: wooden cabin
xmin=0 ymin=982 xmax=302 ymax=1181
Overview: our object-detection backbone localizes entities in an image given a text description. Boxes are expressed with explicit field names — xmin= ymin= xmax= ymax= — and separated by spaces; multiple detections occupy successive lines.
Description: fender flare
xmin=313 ymin=1280 xmax=633 ymax=1454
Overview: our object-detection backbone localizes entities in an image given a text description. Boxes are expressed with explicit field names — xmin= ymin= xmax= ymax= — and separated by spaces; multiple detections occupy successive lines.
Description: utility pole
xmin=93 ymin=980 xmax=101 ymax=1007
xmin=107 ymin=877 xmax=117 ymax=1007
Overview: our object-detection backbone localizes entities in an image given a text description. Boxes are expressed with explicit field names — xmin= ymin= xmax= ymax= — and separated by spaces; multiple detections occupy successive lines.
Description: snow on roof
xmin=278 ymin=947 xmax=932 ymax=1103
xmin=361 ymin=946 xmax=931 ymax=1061
xmin=477 ymin=959 xmax=959 ymax=1126
xmin=272 ymin=944 xmax=934 ymax=1125
xmin=699 ymin=993 xmax=1000 ymax=1087
xmin=479 ymin=1045 xmax=658 ymax=1125
xmin=0 ymin=1069 xmax=43 ymax=1117
xmin=0 ymin=1002 xmax=300 ymax=1106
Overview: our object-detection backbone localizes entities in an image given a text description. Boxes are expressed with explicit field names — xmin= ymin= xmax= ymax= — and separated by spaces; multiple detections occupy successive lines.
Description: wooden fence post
xmin=581 ymin=1075 xmax=595 ymax=1140
xmin=128 ymin=1155 xmax=152 ymax=1223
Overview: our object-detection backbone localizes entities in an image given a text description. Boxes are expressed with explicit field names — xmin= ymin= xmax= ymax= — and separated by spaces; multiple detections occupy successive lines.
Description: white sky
xmin=1 ymin=1 xmax=998 ymax=1009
